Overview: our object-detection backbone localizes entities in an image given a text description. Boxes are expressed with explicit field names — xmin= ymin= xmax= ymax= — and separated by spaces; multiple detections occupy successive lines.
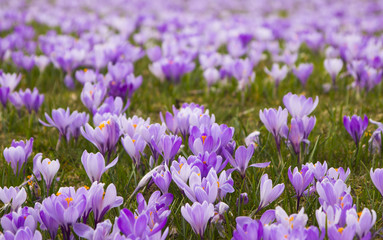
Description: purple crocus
xmin=281 ymin=118 xmax=306 ymax=163
xmin=8 ymin=88 xmax=44 ymax=113
xmin=257 ymin=174 xmax=285 ymax=211
xmin=346 ymin=208 xmax=376 ymax=239
xmin=343 ymin=114 xmax=369 ymax=147
xmin=87 ymin=182 xmax=123 ymax=225
xmin=81 ymin=82 xmax=106 ymax=114
xmin=0 ymin=73 xmax=21 ymax=92
xmin=39 ymin=108 xmax=76 ymax=143
xmin=81 ymin=118 xmax=121 ymax=157
xmin=81 ymin=150 xmax=118 ymax=183
xmin=233 ymin=217 xmax=263 ymax=240
xmin=181 ymin=201 xmax=214 ymax=238
xmin=73 ymin=220 xmax=116 ymax=239
xmin=34 ymin=156 xmax=60 ymax=196
xmin=259 ymin=107 xmax=288 ymax=154
xmin=293 ymin=63 xmax=313 ymax=87
xmin=283 ymin=92 xmax=319 ymax=118
xmin=327 ymin=225 xmax=356 ymax=240
xmin=40 ymin=187 xmax=87 ymax=240
xmin=0 ymin=187 xmax=27 ymax=211
xmin=264 ymin=63 xmax=288 ymax=88
xmin=152 ymin=134 xmax=182 ymax=165
xmin=316 ymin=179 xmax=350 ymax=207
xmin=1 ymin=206 xmax=39 ymax=237
xmin=0 ymin=86 xmax=10 ymax=107
xmin=288 ymin=166 xmax=314 ymax=210
xmin=324 ymin=58 xmax=343 ymax=86
xmin=160 ymin=58 xmax=195 ymax=83
xmin=152 ymin=170 xmax=172 ymax=193
xmin=370 ymin=168 xmax=383 ymax=197
xmin=225 ymin=144 xmax=270 ymax=178
xmin=121 ymin=134 xmax=146 ymax=167
xmin=3 ymin=138 xmax=33 ymax=176
xmin=116 ymin=208 xmax=149 ymax=239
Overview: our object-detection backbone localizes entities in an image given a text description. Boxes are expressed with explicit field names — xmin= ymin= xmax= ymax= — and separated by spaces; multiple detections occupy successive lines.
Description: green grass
xmin=1 ymin=45 xmax=383 ymax=239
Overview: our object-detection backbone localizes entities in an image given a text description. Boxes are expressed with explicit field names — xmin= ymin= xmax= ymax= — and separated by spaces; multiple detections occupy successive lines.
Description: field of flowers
xmin=2 ymin=0 xmax=383 ymax=239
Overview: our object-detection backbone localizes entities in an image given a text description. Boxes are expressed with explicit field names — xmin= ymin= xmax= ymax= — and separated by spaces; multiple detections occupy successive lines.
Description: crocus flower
xmin=232 ymin=217 xmax=263 ymax=240
xmin=0 ymin=73 xmax=21 ymax=92
xmin=259 ymin=107 xmax=288 ymax=153
xmin=324 ymin=58 xmax=343 ymax=86
xmin=343 ymin=114 xmax=369 ymax=147
xmin=244 ymin=131 xmax=260 ymax=148
xmin=316 ymin=179 xmax=350 ymax=207
xmin=257 ymin=174 xmax=285 ymax=211
xmin=327 ymin=225 xmax=356 ymax=240
xmin=282 ymin=92 xmax=319 ymax=118
xmin=0 ymin=187 xmax=27 ymax=211
xmin=81 ymin=82 xmax=106 ymax=114
xmin=73 ymin=219 xmax=116 ymax=240
xmin=152 ymin=170 xmax=172 ymax=194
xmin=288 ymin=166 xmax=314 ymax=210
xmin=181 ymin=201 xmax=214 ymax=238
xmin=8 ymin=88 xmax=44 ymax=113
xmin=121 ymin=134 xmax=146 ymax=167
xmin=203 ymin=67 xmax=220 ymax=86
xmin=346 ymin=208 xmax=376 ymax=239
xmin=307 ymin=161 xmax=328 ymax=181
xmin=0 ymin=86 xmax=10 ymax=107
xmin=87 ymin=182 xmax=123 ymax=224
xmin=316 ymin=205 xmax=342 ymax=231
xmin=370 ymin=168 xmax=383 ymax=197
xmin=39 ymin=108 xmax=77 ymax=143
xmin=231 ymin=58 xmax=255 ymax=90
xmin=160 ymin=58 xmax=195 ymax=83
xmin=293 ymin=63 xmax=313 ymax=87
xmin=40 ymin=187 xmax=87 ymax=240
xmin=3 ymin=138 xmax=33 ymax=176
xmin=1 ymin=227 xmax=42 ymax=240
xmin=116 ymin=208 xmax=148 ymax=239
xmin=152 ymin=134 xmax=182 ymax=165
xmin=225 ymin=144 xmax=270 ymax=178
xmin=264 ymin=63 xmax=288 ymax=88
xmin=81 ymin=150 xmax=118 ymax=183
xmin=69 ymin=111 xmax=89 ymax=142
xmin=81 ymin=118 xmax=121 ymax=157
xmin=1 ymin=206 xmax=39 ymax=236
xmin=34 ymin=156 xmax=60 ymax=196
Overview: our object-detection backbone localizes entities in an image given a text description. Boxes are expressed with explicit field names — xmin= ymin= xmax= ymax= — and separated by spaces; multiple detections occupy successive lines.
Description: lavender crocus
xmin=232 ymin=217 xmax=263 ymax=240
xmin=370 ymin=168 xmax=383 ymax=197
xmin=283 ymin=92 xmax=319 ymax=118
xmin=121 ymin=134 xmax=146 ymax=167
xmin=259 ymin=107 xmax=288 ymax=154
xmin=225 ymin=144 xmax=270 ymax=178
xmin=87 ymin=182 xmax=123 ymax=224
xmin=181 ymin=201 xmax=214 ymax=238
xmin=39 ymin=108 xmax=76 ymax=144
xmin=0 ymin=187 xmax=27 ymax=211
xmin=257 ymin=174 xmax=285 ymax=211
xmin=293 ymin=63 xmax=313 ymax=87
xmin=152 ymin=170 xmax=172 ymax=194
xmin=0 ymin=86 xmax=10 ymax=107
xmin=324 ymin=58 xmax=343 ymax=86
xmin=264 ymin=63 xmax=288 ymax=88
xmin=73 ymin=220 xmax=116 ymax=240
xmin=152 ymin=134 xmax=182 ymax=165
xmin=34 ymin=156 xmax=60 ymax=196
xmin=81 ymin=118 xmax=121 ymax=157
xmin=3 ymin=138 xmax=33 ymax=176
xmin=81 ymin=82 xmax=106 ymax=114
xmin=0 ymin=73 xmax=21 ymax=92
xmin=343 ymin=114 xmax=368 ymax=147
xmin=288 ymin=166 xmax=314 ymax=210
xmin=346 ymin=208 xmax=376 ymax=239
xmin=81 ymin=150 xmax=118 ymax=182
xmin=9 ymin=88 xmax=44 ymax=113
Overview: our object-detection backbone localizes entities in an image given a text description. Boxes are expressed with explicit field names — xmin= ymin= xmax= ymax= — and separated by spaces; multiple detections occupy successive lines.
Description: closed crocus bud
xmin=4 ymin=146 xmax=27 ymax=176
xmin=152 ymin=170 xmax=172 ymax=194
xmin=236 ymin=193 xmax=249 ymax=205
xmin=181 ymin=201 xmax=214 ymax=238
xmin=0 ymin=187 xmax=27 ymax=211
xmin=343 ymin=114 xmax=369 ymax=147
xmin=81 ymin=150 xmax=118 ymax=183
xmin=35 ymin=157 xmax=60 ymax=195
xmin=370 ymin=168 xmax=383 ymax=197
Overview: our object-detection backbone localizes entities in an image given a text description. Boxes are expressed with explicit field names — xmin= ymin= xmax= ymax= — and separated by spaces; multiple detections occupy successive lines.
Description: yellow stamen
xmin=48 ymin=161 xmax=51 ymax=165
xmin=201 ymin=136 xmax=207 ymax=144
xmin=203 ymin=161 xmax=207 ymax=164
xmin=217 ymin=181 xmax=220 ymax=188
xmin=65 ymin=197 xmax=73 ymax=207
xmin=132 ymin=139 xmax=136 ymax=143
xmin=84 ymin=68 xmax=88 ymax=72
xmin=338 ymin=227 xmax=344 ymax=234
xmin=56 ymin=192 xmax=62 ymax=196
xmin=84 ymin=185 xmax=89 ymax=190
xmin=335 ymin=168 xmax=338 ymax=172
xmin=133 ymin=124 xmax=137 ymax=128
xmin=99 ymin=123 xmax=105 ymax=130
